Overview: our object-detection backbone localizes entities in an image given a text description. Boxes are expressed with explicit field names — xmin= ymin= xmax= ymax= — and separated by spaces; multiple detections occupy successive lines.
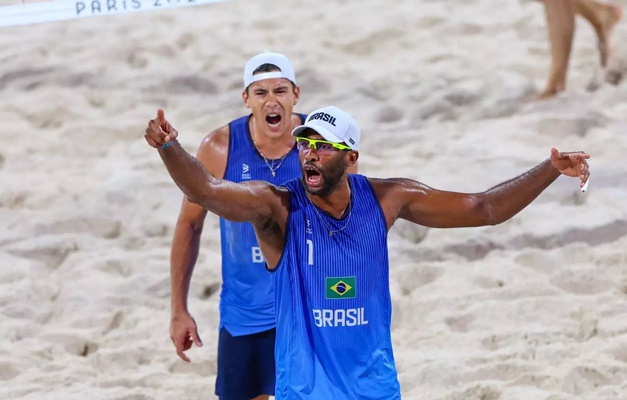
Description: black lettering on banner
xmin=91 ymin=0 xmax=102 ymax=13
xmin=75 ymin=1 xmax=85 ymax=14
xmin=154 ymin=0 xmax=161 ymax=7
xmin=77 ymin=0 xmax=140 ymax=14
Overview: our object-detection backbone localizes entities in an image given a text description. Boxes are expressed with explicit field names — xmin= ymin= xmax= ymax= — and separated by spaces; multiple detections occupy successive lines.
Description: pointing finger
xmin=175 ymin=338 xmax=191 ymax=363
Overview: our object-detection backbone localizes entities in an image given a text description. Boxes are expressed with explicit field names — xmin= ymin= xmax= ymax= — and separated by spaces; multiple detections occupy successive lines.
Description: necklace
xmin=259 ymin=147 xmax=291 ymax=177
xmin=253 ymin=138 xmax=294 ymax=177
xmin=304 ymin=184 xmax=353 ymax=237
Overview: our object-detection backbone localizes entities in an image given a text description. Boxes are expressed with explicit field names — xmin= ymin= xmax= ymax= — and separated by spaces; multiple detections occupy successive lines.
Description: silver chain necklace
xmin=304 ymin=185 xmax=353 ymax=237
xmin=259 ymin=148 xmax=291 ymax=177
xmin=253 ymin=138 xmax=294 ymax=177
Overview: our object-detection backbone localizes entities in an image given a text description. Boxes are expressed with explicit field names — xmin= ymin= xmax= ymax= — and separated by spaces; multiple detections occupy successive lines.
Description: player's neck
xmin=308 ymin=178 xmax=351 ymax=219
xmin=250 ymin=114 xmax=296 ymax=159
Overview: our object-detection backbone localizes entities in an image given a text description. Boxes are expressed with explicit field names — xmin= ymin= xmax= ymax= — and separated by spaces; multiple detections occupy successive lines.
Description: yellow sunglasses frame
xmin=295 ymin=136 xmax=351 ymax=152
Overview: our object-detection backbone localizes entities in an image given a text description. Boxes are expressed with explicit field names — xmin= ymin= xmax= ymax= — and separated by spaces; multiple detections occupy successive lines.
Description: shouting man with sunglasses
xmin=166 ymin=53 xmax=357 ymax=400
xmin=146 ymin=105 xmax=590 ymax=399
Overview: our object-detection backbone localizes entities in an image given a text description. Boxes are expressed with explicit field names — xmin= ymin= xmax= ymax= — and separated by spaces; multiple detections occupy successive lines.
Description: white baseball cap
xmin=243 ymin=52 xmax=297 ymax=89
xmin=291 ymin=105 xmax=361 ymax=151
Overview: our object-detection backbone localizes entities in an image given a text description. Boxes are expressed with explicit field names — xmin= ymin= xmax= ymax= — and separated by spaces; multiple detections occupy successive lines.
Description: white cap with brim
xmin=243 ymin=52 xmax=296 ymax=89
xmin=291 ymin=105 xmax=361 ymax=151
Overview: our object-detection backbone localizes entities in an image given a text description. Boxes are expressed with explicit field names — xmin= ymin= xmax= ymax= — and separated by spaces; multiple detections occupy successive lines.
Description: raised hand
xmin=145 ymin=109 xmax=178 ymax=148
xmin=550 ymin=148 xmax=590 ymax=188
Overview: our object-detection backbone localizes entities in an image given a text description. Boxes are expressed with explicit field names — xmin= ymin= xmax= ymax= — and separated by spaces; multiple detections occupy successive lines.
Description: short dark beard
xmin=303 ymin=153 xmax=347 ymax=196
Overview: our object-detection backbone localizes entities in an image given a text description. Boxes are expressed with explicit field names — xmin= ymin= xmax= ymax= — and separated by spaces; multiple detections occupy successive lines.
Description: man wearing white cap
xmin=167 ymin=52 xmax=306 ymax=400
xmin=146 ymin=104 xmax=588 ymax=398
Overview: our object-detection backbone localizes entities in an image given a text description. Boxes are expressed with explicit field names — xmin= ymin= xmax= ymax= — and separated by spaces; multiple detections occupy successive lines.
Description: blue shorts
xmin=215 ymin=327 xmax=276 ymax=400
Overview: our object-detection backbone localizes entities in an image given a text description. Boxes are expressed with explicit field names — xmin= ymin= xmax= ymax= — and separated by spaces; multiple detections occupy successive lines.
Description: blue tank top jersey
xmin=272 ymin=175 xmax=401 ymax=400
xmin=219 ymin=113 xmax=306 ymax=337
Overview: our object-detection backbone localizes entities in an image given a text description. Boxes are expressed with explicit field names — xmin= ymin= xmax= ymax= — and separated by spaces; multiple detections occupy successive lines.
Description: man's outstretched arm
xmin=377 ymin=148 xmax=590 ymax=229
xmin=145 ymin=109 xmax=286 ymax=225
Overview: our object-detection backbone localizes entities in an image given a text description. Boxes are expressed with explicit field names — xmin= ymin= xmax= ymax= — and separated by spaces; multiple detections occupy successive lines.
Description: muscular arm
xmin=167 ymin=126 xmax=289 ymax=311
xmin=376 ymin=158 xmax=561 ymax=229
xmin=158 ymin=140 xmax=287 ymax=225
xmin=169 ymin=127 xmax=226 ymax=314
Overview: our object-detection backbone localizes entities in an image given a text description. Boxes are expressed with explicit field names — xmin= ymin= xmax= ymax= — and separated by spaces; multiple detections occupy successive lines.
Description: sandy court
xmin=1 ymin=0 xmax=627 ymax=399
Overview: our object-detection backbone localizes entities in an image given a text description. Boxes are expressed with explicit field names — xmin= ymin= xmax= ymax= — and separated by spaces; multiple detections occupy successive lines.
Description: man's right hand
xmin=170 ymin=311 xmax=203 ymax=362
xmin=145 ymin=109 xmax=178 ymax=148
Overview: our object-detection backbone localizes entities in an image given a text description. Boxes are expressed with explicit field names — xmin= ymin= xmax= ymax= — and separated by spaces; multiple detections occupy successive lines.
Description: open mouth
xmin=304 ymin=165 xmax=322 ymax=186
xmin=266 ymin=114 xmax=282 ymax=126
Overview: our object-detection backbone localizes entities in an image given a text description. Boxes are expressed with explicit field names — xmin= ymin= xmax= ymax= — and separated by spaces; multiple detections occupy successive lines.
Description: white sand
xmin=1 ymin=0 xmax=627 ymax=399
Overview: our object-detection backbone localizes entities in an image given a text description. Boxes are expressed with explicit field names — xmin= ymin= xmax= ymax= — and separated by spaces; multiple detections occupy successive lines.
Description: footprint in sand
xmin=164 ymin=75 xmax=219 ymax=95
xmin=340 ymin=29 xmax=404 ymax=56
xmin=509 ymin=372 xmax=554 ymax=389
xmin=561 ymin=365 xmax=612 ymax=396
xmin=514 ymin=249 xmax=560 ymax=275
xmin=115 ymin=395 xmax=152 ymax=400
xmin=103 ymin=311 xmax=125 ymax=335
xmin=0 ymin=189 xmax=28 ymax=209
xmin=391 ymin=218 xmax=429 ymax=245
xmin=445 ymin=313 xmax=475 ymax=333
xmin=376 ymin=106 xmax=405 ymax=124
xmin=606 ymin=342 xmax=627 ymax=364
xmin=5 ymin=236 xmax=78 ymax=270
xmin=34 ymin=216 xmax=121 ymax=239
xmin=549 ymin=269 xmax=612 ymax=295
xmin=395 ymin=264 xmax=443 ymax=296
xmin=295 ymin=68 xmax=331 ymax=94
xmin=472 ymin=276 xmax=505 ymax=290
xmin=466 ymin=362 xmax=533 ymax=383
xmin=442 ymin=383 xmax=502 ymax=400
xmin=168 ymin=359 xmax=216 ymax=376
xmin=40 ymin=330 xmax=98 ymax=357
xmin=534 ymin=113 xmax=608 ymax=138
xmin=480 ymin=332 xmax=518 ymax=352
xmin=0 ymin=67 xmax=54 ymax=91
xmin=91 ymin=348 xmax=146 ymax=371
xmin=0 ymin=361 xmax=20 ymax=381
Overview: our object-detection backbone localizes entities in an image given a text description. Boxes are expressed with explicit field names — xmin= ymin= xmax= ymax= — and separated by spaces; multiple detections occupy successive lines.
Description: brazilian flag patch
xmin=326 ymin=277 xmax=356 ymax=299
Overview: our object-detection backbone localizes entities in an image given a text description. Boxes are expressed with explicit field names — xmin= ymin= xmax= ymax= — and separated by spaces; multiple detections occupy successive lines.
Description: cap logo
xmin=348 ymin=138 xmax=355 ymax=145
xmin=308 ymin=112 xmax=337 ymax=127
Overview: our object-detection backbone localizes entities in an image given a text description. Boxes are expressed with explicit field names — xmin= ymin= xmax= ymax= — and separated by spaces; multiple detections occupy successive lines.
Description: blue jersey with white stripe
xmin=273 ymin=174 xmax=401 ymax=399
xmin=219 ymin=113 xmax=306 ymax=336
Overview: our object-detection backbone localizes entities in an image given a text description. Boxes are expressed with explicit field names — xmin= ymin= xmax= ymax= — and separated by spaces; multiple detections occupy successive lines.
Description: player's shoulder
xmin=366 ymin=176 xmax=418 ymax=197
xmin=199 ymin=124 xmax=230 ymax=152
xmin=199 ymin=114 xmax=253 ymax=152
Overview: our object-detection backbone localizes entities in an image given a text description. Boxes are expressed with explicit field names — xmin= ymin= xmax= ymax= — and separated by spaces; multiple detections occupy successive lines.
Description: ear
xmin=293 ymin=85 xmax=301 ymax=106
xmin=346 ymin=151 xmax=359 ymax=166
xmin=242 ymin=90 xmax=251 ymax=109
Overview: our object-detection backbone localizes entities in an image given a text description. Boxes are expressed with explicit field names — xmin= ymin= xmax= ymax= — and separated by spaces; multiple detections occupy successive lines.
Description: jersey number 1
xmin=306 ymin=239 xmax=314 ymax=266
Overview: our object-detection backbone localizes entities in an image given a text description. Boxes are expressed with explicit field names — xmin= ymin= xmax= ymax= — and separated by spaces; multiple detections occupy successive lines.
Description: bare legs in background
xmin=539 ymin=0 xmax=622 ymax=99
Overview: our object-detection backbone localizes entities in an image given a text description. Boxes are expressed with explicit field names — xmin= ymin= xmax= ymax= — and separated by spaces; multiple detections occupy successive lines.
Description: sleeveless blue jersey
xmin=219 ymin=113 xmax=306 ymax=336
xmin=272 ymin=175 xmax=401 ymax=399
